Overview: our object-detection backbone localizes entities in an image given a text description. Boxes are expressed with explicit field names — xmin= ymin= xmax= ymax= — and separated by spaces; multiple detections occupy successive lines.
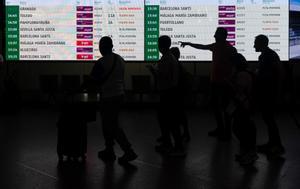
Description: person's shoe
xmin=155 ymin=143 xmax=173 ymax=154
xmin=238 ymin=152 xmax=259 ymax=165
xmin=208 ymin=129 xmax=221 ymax=137
xmin=118 ymin=149 xmax=138 ymax=164
xmin=98 ymin=148 xmax=116 ymax=162
xmin=167 ymin=147 xmax=187 ymax=157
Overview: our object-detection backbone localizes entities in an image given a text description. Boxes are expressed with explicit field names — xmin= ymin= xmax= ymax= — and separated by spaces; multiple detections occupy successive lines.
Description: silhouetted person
xmin=180 ymin=27 xmax=237 ymax=140
xmin=0 ymin=54 xmax=3 ymax=62
xmin=170 ymin=47 xmax=191 ymax=142
xmin=228 ymin=53 xmax=258 ymax=165
xmin=147 ymin=36 xmax=185 ymax=156
xmin=254 ymin=35 xmax=285 ymax=156
xmin=90 ymin=36 xmax=137 ymax=164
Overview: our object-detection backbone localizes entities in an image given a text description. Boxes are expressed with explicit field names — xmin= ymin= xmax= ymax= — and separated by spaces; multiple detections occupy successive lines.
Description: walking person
xmin=148 ymin=36 xmax=185 ymax=156
xmin=253 ymin=35 xmax=285 ymax=156
xmin=89 ymin=36 xmax=138 ymax=164
xmin=227 ymin=53 xmax=258 ymax=165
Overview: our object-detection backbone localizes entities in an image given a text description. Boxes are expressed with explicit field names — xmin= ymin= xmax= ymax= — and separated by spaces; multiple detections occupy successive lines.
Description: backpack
xmin=226 ymin=69 xmax=256 ymax=116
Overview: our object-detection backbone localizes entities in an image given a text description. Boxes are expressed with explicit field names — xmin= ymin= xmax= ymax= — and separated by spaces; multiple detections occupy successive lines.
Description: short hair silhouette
xmin=99 ymin=36 xmax=113 ymax=55
xmin=214 ymin=27 xmax=228 ymax=40
xmin=99 ymin=36 xmax=113 ymax=48
xmin=158 ymin=35 xmax=171 ymax=49
xmin=170 ymin=47 xmax=180 ymax=60
xmin=255 ymin=35 xmax=269 ymax=47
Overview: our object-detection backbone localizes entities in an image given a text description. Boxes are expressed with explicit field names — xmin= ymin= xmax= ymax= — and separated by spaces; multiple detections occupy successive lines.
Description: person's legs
xmin=221 ymin=84 xmax=232 ymax=140
xmin=169 ymin=102 xmax=182 ymax=149
xmin=245 ymin=120 xmax=256 ymax=152
xmin=178 ymin=93 xmax=190 ymax=141
xmin=166 ymin=90 xmax=185 ymax=156
xmin=209 ymin=83 xmax=225 ymax=137
xmin=99 ymin=96 xmax=137 ymax=162
xmin=233 ymin=110 xmax=258 ymax=164
xmin=209 ymin=83 xmax=232 ymax=140
xmin=108 ymin=96 xmax=132 ymax=151
xmin=156 ymin=89 xmax=186 ymax=156
xmin=101 ymin=108 xmax=114 ymax=148
xmin=98 ymin=99 xmax=116 ymax=161
xmin=239 ymin=117 xmax=256 ymax=153
xmin=157 ymin=97 xmax=172 ymax=145
xmin=223 ymin=112 xmax=232 ymax=139
xmin=232 ymin=112 xmax=246 ymax=154
xmin=261 ymin=109 xmax=282 ymax=146
xmin=180 ymin=110 xmax=190 ymax=141
xmin=258 ymin=99 xmax=285 ymax=155
xmin=156 ymin=92 xmax=172 ymax=147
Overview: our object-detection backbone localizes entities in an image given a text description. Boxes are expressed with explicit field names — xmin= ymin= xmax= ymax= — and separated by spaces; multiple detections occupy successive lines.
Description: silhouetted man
xmin=148 ymin=36 xmax=185 ymax=156
xmin=180 ymin=27 xmax=237 ymax=140
xmin=90 ymin=36 xmax=137 ymax=164
xmin=254 ymin=34 xmax=285 ymax=156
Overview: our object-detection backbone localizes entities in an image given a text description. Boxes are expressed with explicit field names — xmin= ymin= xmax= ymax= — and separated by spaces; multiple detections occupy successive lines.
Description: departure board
xmin=5 ymin=0 xmax=289 ymax=61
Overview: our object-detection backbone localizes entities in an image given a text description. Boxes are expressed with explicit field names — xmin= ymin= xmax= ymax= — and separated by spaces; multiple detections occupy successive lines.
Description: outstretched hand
xmin=179 ymin=41 xmax=190 ymax=48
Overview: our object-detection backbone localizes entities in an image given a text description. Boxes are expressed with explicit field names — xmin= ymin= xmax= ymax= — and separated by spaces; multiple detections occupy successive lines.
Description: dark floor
xmin=0 ymin=107 xmax=300 ymax=189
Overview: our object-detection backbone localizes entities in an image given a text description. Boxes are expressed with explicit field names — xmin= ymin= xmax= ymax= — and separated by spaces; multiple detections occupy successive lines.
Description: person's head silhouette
xmin=158 ymin=35 xmax=171 ymax=55
xmin=214 ymin=27 xmax=228 ymax=42
xmin=99 ymin=36 xmax=113 ymax=56
xmin=254 ymin=34 xmax=269 ymax=52
xmin=170 ymin=47 xmax=180 ymax=60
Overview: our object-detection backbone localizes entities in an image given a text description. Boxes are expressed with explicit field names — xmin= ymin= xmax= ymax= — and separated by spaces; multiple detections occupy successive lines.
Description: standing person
xmin=90 ymin=36 xmax=137 ymax=164
xmin=228 ymin=53 xmax=258 ymax=165
xmin=148 ymin=36 xmax=185 ymax=156
xmin=170 ymin=47 xmax=191 ymax=142
xmin=253 ymin=35 xmax=285 ymax=156
xmin=180 ymin=27 xmax=237 ymax=140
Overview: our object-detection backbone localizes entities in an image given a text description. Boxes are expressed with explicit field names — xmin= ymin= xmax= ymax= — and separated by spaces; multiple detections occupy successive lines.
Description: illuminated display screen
xmin=5 ymin=0 xmax=289 ymax=61
xmin=290 ymin=0 xmax=300 ymax=59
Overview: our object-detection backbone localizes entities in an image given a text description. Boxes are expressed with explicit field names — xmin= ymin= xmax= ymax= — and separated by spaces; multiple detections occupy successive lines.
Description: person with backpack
xmin=89 ymin=36 xmax=138 ymax=164
xmin=147 ymin=36 xmax=185 ymax=156
xmin=227 ymin=53 xmax=258 ymax=165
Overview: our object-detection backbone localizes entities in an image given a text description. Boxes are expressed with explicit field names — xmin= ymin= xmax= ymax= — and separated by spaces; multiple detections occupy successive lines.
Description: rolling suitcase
xmin=56 ymin=93 xmax=98 ymax=163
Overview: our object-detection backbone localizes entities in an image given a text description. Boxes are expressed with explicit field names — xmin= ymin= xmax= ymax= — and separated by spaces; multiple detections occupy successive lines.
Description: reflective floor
xmin=0 ymin=107 xmax=300 ymax=189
